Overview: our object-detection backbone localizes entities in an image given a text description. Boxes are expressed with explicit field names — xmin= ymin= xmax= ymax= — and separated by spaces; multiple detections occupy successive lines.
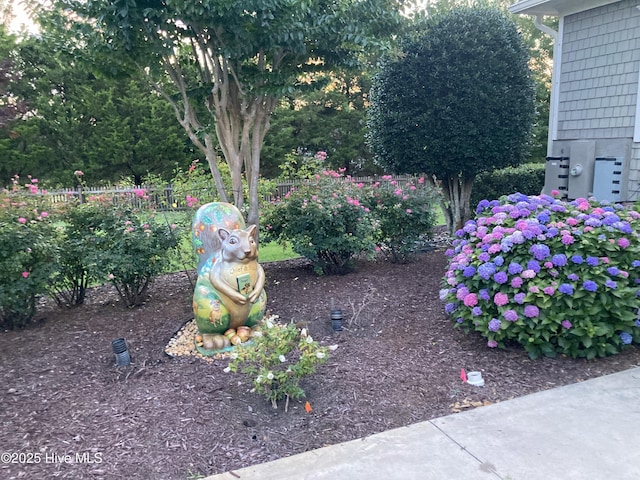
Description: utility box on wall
xmin=542 ymin=157 xmax=569 ymax=198
xmin=592 ymin=157 xmax=624 ymax=202
xmin=567 ymin=141 xmax=596 ymax=200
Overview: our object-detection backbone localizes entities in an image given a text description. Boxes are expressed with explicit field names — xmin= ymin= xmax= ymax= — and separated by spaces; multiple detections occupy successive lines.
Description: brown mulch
xmin=1 ymin=247 xmax=640 ymax=480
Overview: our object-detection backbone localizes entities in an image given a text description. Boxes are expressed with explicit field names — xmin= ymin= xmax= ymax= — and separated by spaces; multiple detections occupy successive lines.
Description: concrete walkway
xmin=205 ymin=367 xmax=640 ymax=480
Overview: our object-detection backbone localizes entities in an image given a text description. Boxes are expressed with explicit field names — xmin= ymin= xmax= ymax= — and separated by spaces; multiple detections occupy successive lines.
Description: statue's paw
xmin=201 ymin=334 xmax=229 ymax=351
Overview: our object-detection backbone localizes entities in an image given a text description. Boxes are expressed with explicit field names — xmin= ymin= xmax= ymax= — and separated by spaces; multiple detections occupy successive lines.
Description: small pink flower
xmin=487 ymin=340 xmax=498 ymax=348
xmin=74 ymin=170 xmax=84 ymax=176
xmin=17 ymin=217 xmax=26 ymax=224
xmin=463 ymin=293 xmax=478 ymax=307
xmin=22 ymin=271 xmax=29 ymax=278
xmin=494 ymin=292 xmax=509 ymax=306
xmin=618 ymin=238 xmax=630 ymax=249
xmin=406 ymin=209 xmax=412 ymax=214
xmin=40 ymin=212 xmax=49 ymax=218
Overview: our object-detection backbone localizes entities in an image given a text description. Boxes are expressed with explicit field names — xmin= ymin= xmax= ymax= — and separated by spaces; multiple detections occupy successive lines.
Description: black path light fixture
xmin=111 ymin=338 xmax=131 ymax=366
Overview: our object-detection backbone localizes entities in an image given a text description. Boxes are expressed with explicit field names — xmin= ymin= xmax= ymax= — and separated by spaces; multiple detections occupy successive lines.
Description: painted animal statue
xmin=191 ymin=202 xmax=266 ymax=351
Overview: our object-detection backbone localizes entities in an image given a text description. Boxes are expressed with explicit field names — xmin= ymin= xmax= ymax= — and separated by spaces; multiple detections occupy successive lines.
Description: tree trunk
xmin=441 ymin=175 xmax=475 ymax=236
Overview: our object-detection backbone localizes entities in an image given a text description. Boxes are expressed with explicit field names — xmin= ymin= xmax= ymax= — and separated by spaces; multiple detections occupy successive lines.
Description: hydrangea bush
xmin=442 ymin=192 xmax=640 ymax=359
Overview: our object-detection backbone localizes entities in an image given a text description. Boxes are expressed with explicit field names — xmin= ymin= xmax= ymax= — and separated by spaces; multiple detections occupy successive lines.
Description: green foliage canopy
xmin=368 ymin=7 xmax=535 ymax=179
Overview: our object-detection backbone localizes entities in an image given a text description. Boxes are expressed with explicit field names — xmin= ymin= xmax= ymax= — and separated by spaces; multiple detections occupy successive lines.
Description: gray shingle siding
xmin=557 ymin=0 xmax=640 ymax=140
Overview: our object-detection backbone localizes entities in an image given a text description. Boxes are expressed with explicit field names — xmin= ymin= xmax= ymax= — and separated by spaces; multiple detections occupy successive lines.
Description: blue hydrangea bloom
xmin=552 ymin=254 xmax=567 ymax=267
xmin=607 ymin=267 xmax=620 ymax=276
xmin=478 ymin=262 xmax=497 ymax=280
xmin=488 ymin=318 xmax=501 ymax=332
xmin=586 ymin=256 xmax=599 ymax=267
xmin=620 ymin=332 xmax=633 ymax=345
xmin=605 ymin=279 xmax=617 ymax=289
xmin=530 ymin=244 xmax=551 ymax=261
xmin=571 ymin=255 xmax=584 ymax=264
xmin=508 ymin=262 xmax=523 ymax=275
xmin=494 ymin=255 xmax=505 ymax=267
xmin=463 ymin=266 xmax=476 ymax=278
xmin=445 ymin=303 xmax=458 ymax=314
xmin=527 ymin=260 xmax=541 ymax=273
xmin=479 ymin=289 xmax=490 ymax=301
xmin=558 ymin=284 xmax=574 ymax=295
xmin=472 ymin=307 xmax=483 ymax=316
xmin=583 ymin=280 xmax=598 ymax=292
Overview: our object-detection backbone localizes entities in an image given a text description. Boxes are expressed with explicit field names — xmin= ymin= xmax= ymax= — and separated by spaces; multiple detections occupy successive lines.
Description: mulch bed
xmin=1 ymin=246 xmax=639 ymax=479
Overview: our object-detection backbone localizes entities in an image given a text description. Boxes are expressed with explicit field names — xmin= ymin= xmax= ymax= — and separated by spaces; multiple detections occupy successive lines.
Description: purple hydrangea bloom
xmin=472 ymin=307 xmax=483 ymax=316
xmin=546 ymin=227 xmax=559 ymax=238
xmin=488 ymin=318 xmax=501 ymax=332
xmin=561 ymin=235 xmax=574 ymax=245
xmin=583 ymin=280 xmax=597 ymax=292
xmin=571 ymin=255 xmax=584 ymax=264
xmin=558 ymin=284 xmax=574 ymax=295
xmin=478 ymin=252 xmax=490 ymax=262
xmin=561 ymin=320 xmax=572 ymax=329
xmin=567 ymin=273 xmax=579 ymax=281
xmin=524 ymin=305 xmax=540 ymax=318
xmin=479 ymin=289 xmax=490 ymax=301
xmin=494 ymin=255 xmax=505 ymax=267
xmin=632 ymin=260 xmax=640 ymax=268
xmin=476 ymin=199 xmax=490 ymax=213
xmin=605 ymin=279 xmax=617 ymax=289
xmin=503 ymin=310 xmax=518 ymax=322
xmin=530 ymin=244 xmax=551 ymax=261
xmin=445 ymin=303 xmax=458 ymax=314
xmin=620 ymin=332 xmax=633 ymax=345
xmin=514 ymin=293 xmax=526 ymax=304
xmin=551 ymin=254 xmax=567 ymax=267
xmin=494 ymin=271 xmax=508 ymax=284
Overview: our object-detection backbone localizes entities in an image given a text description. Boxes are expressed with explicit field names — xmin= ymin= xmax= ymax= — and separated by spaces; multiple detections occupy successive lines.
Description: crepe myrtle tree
xmin=367 ymin=7 xmax=535 ymax=234
xmin=51 ymin=0 xmax=401 ymax=227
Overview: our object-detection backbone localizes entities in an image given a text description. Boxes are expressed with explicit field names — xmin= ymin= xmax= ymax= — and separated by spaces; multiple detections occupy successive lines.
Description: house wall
xmin=549 ymin=0 xmax=640 ymax=201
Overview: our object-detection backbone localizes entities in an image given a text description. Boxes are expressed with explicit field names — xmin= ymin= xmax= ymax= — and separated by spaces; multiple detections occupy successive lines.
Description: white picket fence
xmin=43 ymin=175 xmax=415 ymax=210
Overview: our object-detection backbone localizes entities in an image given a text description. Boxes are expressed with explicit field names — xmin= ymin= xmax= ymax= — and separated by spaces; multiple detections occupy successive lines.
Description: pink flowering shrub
xmin=0 ymin=176 xmax=59 ymax=328
xmin=442 ymin=192 xmax=640 ymax=359
xmin=363 ymin=176 xmax=438 ymax=263
xmin=263 ymin=170 xmax=377 ymax=274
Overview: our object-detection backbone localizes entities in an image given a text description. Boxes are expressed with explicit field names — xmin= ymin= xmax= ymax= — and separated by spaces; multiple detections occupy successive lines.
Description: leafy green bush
xmin=0 ymin=176 xmax=59 ymax=328
xmin=100 ymin=203 xmax=181 ymax=307
xmin=263 ymin=170 xmax=377 ymax=275
xmin=227 ymin=317 xmax=334 ymax=410
xmin=470 ymin=163 xmax=545 ymax=210
xmin=364 ymin=176 xmax=439 ymax=263
xmin=442 ymin=192 xmax=640 ymax=359
xmin=50 ymin=201 xmax=121 ymax=307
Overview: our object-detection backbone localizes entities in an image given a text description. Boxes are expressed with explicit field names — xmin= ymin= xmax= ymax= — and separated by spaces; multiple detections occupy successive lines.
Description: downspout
xmin=533 ymin=15 xmax=557 ymax=40
xmin=532 ymin=15 xmax=560 ymax=157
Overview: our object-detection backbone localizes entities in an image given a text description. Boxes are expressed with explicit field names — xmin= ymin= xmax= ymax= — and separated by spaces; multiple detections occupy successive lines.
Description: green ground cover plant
xmin=442 ymin=192 xmax=640 ymax=359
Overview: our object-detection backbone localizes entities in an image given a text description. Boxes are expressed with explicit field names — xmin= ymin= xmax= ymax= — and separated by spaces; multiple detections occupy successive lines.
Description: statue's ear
xmin=218 ymin=228 xmax=230 ymax=241
xmin=246 ymin=225 xmax=258 ymax=238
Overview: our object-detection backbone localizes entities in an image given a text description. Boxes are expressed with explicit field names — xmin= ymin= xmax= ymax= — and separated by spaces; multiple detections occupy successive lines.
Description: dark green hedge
xmin=471 ymin=162 xmax=545 ymax=210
